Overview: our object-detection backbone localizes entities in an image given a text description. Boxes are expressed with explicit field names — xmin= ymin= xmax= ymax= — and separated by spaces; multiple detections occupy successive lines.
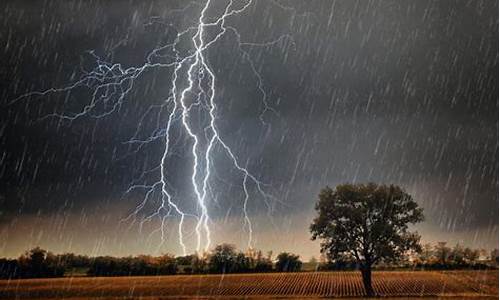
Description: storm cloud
xmin=0 ymin=0 xmax=497 ymax=257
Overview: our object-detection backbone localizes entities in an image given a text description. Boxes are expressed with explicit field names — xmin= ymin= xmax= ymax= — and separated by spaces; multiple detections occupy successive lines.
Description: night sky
xmin=0 ymin=0 xmax=498 ymax=258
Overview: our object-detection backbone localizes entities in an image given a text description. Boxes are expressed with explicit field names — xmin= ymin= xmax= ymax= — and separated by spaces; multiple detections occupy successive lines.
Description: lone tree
xmin=310 ymin=183 xmax=424 ymax=296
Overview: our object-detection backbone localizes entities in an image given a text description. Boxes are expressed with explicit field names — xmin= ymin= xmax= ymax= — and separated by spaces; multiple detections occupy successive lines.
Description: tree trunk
xmin=361 ymin=265 xmax=375 ymax=297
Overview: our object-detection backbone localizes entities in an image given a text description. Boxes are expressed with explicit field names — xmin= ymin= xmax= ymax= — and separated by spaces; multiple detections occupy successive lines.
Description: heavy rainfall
xmin=0 ymin=0 xmax=497 ymax=263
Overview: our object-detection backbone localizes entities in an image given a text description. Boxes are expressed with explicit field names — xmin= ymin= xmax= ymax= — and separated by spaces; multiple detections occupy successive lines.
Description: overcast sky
xmin=0 ymin=0 xmax=498 ymax=258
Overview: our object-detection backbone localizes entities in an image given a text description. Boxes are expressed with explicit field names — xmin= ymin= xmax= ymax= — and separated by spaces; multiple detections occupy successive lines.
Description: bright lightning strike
xmin=12 ymin=0 xmax=301 ymax=256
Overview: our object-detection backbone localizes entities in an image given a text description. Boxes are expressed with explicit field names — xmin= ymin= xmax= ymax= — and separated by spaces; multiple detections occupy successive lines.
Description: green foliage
xmin=414 ymin=242 xmax=492 ymax=270
xmin=57 ymin=252 xmax=92 ymax=269
xmin=310 ymin=183 xmax=424 ymax=296
xmin=0 ymin=247 xmax=65 ymax=279
xmin=87 ymin=254 xmax=177 ymax=276
xmin=275 ymin=252 xmax=302 ymax=272
xmin=434 ymin=242 xmax=452 ymax=264
xmin=0 ymin=240 xmax=495 ymax=280
xmin=252 ymin=250 xmax=273 ymax=272
xmin=310 ymin=183 xmax=424 ymax=266
xmin=204 ymin=244 xmax=273 ymax=273
xmin=191 ymin=253 xmax=209 ymax=273
xmin=176 ymin=255 xmax=195 ymax=266
xmin=208 ymin=244 xmax=240 ymax=273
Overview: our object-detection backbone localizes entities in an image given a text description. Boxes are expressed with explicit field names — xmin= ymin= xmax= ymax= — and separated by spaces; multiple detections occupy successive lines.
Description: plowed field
xmin=0 ymin=270 xmax=497 ymax=299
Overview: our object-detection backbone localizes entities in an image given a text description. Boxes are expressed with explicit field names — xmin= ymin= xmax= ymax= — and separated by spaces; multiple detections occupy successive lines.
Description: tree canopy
xmin=275 ymin=252 xmax=302 ymax=272
xmin=310 ymin=183 xmax=424 ymax=296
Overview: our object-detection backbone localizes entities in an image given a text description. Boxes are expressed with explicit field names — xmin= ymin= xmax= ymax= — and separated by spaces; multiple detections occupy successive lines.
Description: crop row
xmin=0 ymin=271 xmax=497 ymax=298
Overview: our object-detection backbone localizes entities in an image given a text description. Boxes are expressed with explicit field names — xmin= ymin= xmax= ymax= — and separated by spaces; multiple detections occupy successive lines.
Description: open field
xmin=0 ymin=270 xmax=497 ymax=299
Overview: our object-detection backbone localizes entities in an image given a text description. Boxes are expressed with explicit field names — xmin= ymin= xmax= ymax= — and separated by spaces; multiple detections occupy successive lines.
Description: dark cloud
xmin=0 ymin=0 xmax=497 ymax=256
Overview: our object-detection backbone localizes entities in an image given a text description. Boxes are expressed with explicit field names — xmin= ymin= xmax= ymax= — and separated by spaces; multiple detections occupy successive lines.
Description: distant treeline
xmin=0 ymin=244 xmax=302 ymax=279
xmin=1 ymin=242 xmax=497 ymax=279
xmin=319 ymin=242 xmax=498 ymax=271
xmin=413 ymin=242 xmax=498 ymax=270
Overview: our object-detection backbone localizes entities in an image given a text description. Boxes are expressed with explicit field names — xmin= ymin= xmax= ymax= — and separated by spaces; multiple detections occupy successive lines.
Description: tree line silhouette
xmin=0 ymin=244 xmax=302 ymax=279
xmin=318 ymin=241 xmax=497 ymax=271
xmin=0 ymin=242 xmax=496 ymax=279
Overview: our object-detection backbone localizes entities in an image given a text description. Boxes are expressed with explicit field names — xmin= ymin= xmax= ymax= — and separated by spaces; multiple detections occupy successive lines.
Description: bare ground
xmin=0 ymin=270 xmax=497 ymax=299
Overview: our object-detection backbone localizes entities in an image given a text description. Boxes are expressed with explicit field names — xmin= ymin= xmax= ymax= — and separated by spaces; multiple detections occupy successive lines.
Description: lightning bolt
xmin=12 ymin=0 xmax=302 ymax=255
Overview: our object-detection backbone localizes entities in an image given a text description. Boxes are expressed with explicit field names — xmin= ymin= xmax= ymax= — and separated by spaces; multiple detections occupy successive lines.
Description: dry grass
xmin=0 ymin=270 xmax=497 ymax=299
